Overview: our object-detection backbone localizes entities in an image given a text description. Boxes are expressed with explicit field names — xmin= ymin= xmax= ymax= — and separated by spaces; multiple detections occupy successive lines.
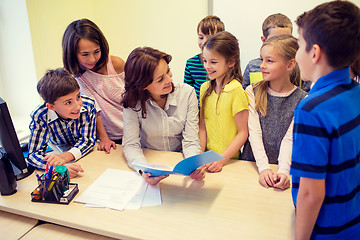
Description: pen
xmin=35 ymin=172 xmax=41 ymax=180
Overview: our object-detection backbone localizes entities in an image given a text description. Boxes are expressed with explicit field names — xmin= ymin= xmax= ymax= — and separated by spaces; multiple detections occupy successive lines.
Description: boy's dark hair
xmin=122 ymin=47 xmax=173 ymax=118
xmin=296 ymin=1 xmax=360 ymax=69
xmin=198 ymin=16 xmax=225 ymax=35
xmin=37 ymin=68 xmax=80 ymax=104
xmin=62 ymin=18 xmax=109 ymax=77
xmin=262 ymin=13 xmax=292 ymax=39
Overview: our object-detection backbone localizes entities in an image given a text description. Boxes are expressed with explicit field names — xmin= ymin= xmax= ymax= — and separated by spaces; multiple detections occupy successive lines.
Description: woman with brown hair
xmin=122 ymin=47 xmax=205 ymax=185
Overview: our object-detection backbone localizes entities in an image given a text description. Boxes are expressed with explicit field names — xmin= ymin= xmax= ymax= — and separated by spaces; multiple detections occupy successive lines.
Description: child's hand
xmin=97 ymin=137 xmax=116 ymax=154
xmin=205 ymin=159 xmax=227 ymax=172
xmin=43 ymin=154 xmax=68 ymax=167
xmin=259 ymin=169 xmax=275 ymax=188
xmin=273 ymin=173 xmax=290 ymax=190
xmin=64 ymin=163 xmax=84 ymax=178
xmin=141 ymin=172 xmax=169 ymax=185
xmin=189 ymin=166 xmax=206 ymax=181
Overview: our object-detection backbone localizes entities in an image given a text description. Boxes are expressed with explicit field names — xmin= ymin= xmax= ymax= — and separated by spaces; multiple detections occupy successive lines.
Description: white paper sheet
xmin=75 ymin=169 xmax=144 ymax=211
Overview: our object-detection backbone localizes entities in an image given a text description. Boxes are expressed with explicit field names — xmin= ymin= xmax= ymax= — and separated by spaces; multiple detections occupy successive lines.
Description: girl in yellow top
xmin=199 ymin=31 xmax=249 ymax=172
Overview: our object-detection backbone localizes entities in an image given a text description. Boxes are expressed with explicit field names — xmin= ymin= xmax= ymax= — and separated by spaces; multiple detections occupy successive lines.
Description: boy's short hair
xmin=262 ymin=13 xmax=292 ymax=39
xmin=37 ymin=68 xmax=80 ymax=104
xmin=296 ymin=1 xmax=360 ymax=69
xmin=197 ymin=16 xmax=225 ymax=35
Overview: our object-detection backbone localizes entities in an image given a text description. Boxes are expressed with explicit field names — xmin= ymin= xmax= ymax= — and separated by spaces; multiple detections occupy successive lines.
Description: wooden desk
xmin=0 ymin=211 xmax=37 ymax=239
xmin=0 ymin=146 xmax=295 ymax=240
xmin=22 ymin=223 xmax=117 ymax=240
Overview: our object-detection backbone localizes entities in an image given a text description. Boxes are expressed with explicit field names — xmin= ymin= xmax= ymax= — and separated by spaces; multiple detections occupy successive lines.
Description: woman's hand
xmin=273 ymin=173 xmax=290 ymax=190
xmin=189 ymin=166 xmax=206 ymax=181
xmin=259 ymin=169 xmax=275 ymax=188
xmin=141 ymin=172 xmax=169 ymax=185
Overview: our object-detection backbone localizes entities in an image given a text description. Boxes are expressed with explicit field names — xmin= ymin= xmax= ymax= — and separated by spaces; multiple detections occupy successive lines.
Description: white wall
xmin=213 ymin=0 xmax=360 ymax=71
xmin=0 ymin=0 xmax=39 ymax=139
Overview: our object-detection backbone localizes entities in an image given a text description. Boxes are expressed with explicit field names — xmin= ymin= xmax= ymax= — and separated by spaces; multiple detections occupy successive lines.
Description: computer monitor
xmin=0 ymin=97 xmax=34 ymax=180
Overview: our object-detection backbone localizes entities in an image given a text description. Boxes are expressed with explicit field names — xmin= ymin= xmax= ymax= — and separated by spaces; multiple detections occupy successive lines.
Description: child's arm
xmin=184 ymin=60 xmax=195 ymax=86
xmin=28 ymin=116 xmax=51 ymax=170
xmin=68 ymin=99 xmax=97 ymax=160
xmin=273 ymin=119 xmax=294 ymax=190
xmin=199 ymin=110 xmax=207 ymax=153
xmin=206 ymin=109 xmax=249 ymax=172
xmin=295 ymin=177 xmax=325 ymax=240
xmin=246 ymin=86 xmax=275 ymax=187
xmin=96 ymin=114 xmax=116 ymax=153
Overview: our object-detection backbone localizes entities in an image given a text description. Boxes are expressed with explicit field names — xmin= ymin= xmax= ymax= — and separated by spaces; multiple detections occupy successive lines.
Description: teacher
xmin=122 ymin=47 xmax=204 ymax=185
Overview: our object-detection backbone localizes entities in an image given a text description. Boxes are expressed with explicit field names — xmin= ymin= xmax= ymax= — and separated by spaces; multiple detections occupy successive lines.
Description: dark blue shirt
xmin=291 ymin=68 xmax=360 ymax=239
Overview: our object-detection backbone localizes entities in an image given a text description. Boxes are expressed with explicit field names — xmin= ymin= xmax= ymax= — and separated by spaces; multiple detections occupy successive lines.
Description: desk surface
xmin=0 ymin=210 xmax=37 ymax=239
xmin=0 ymin=146 xmax=295 ymax=240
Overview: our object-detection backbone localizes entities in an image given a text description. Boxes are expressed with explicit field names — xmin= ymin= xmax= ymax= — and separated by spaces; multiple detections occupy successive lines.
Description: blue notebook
xmin=132 ymin=150 xmax=224 ymax=177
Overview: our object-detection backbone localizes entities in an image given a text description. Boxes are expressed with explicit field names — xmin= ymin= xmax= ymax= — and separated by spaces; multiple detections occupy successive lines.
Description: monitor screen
xmin=0 ymin=97 xmax=34 ymax=180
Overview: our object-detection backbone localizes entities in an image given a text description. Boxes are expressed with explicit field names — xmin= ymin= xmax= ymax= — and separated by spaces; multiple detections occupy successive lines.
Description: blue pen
xmin=35 ymin=172 xmax=41 ymax=180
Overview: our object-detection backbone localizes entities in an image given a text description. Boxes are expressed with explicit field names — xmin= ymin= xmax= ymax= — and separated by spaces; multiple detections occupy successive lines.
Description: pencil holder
xmin=31 ymin=172 xmax=78 ymax=204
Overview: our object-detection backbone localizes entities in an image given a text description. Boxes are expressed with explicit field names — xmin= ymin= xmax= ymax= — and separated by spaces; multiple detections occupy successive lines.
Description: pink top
xmin=246 ymin=85 xmax=296 ymax=177
xmin=76 ymin=56 xmax=124 ymax=140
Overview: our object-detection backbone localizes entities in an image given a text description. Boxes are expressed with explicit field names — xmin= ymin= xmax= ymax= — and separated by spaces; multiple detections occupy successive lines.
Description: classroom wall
xmin=213 ymin=0 xmax=360 ymax=71
xmin=26 ymin=0 xmax=208 ymax=83
xmin=0 ymin=0 xmax=39 ymax=135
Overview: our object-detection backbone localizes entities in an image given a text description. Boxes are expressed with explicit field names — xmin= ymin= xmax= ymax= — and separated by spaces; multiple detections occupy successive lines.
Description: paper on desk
xmin=75 ymin=169 xmax=145 ymax=211
xmin=142 ymin=183 xmax=161 ymax=207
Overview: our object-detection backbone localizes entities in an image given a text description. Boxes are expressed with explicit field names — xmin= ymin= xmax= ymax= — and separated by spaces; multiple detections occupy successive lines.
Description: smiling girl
xmin=199 ymin=31 xmax=249 ymax=173
xmin=62 ymin=19 xmax=125 ymax=153
xmin=240 ymin=35 xmax=307 ymax=190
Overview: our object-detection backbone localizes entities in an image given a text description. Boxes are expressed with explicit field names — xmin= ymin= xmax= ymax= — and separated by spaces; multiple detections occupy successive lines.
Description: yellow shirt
xmin=200 ymin=80 xmax=249 ymax=158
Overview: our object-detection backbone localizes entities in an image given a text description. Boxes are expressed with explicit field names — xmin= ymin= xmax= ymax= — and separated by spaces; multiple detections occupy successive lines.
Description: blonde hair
xmin=201 ymin=31 xmax=242 ymax=115
xmin=255 ymin=34 xmax=301 ymax=116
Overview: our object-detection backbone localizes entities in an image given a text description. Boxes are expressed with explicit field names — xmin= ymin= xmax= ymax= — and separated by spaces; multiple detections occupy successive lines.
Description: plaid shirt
xmin=27 ymin=95 xmax=97 ymax=170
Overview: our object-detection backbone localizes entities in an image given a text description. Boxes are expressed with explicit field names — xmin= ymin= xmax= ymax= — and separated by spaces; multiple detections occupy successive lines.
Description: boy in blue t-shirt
xmin=290 ymin=1 xmax=360 ymax=239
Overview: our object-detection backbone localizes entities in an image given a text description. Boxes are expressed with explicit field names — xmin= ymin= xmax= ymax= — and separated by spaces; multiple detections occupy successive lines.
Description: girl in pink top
xmin=62 ymin=19 xmax=125 ymax=153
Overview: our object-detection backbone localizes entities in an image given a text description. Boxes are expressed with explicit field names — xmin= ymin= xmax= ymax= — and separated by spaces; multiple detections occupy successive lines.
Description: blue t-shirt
xmin=291 ymin=68 xmax=360 ymax=239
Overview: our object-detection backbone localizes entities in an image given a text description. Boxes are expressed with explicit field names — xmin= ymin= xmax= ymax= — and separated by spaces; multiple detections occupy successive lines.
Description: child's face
xmin=260 ymin=45 xmax=292 ymax=83
xmin=46 ymin=90 xmax=83 ymax=120
xmin=203 ymin=47 xmax=232 ymax=82
xmin=76 ymin=38 xmax=101 ymax=70
xmin=144 ymin=59 xmax=173 ymax=99
xmin=295 ymin=30 xmax=314 ymax=82
xmin=198 ymin=29 xmax=209 ymax=50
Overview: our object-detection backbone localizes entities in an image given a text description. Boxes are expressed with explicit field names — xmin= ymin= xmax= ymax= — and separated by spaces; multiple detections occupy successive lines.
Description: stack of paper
xmin=75 ymin=169 xmax=161 ymax=211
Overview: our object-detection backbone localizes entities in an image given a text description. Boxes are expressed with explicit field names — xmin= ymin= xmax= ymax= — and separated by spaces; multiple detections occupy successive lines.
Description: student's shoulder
xmin=110 ymin=55 xmax=125 ymax=74
xmin=81 ymin=95 xmax=96 ymax=109
xmin=186 ymin=54 xmax=201 ymax=63
xmin=245 ymin=58 xmax=261 ymax=69
xmin=225 ymin=79 xmax=244 ymax=92
xmin=31 ymin=102 xmax=48 ymax=119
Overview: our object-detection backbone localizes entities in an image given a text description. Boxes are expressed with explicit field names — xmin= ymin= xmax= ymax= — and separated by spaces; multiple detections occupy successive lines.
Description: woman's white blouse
xmin=122 ymin=82 xmax=201 ymax=169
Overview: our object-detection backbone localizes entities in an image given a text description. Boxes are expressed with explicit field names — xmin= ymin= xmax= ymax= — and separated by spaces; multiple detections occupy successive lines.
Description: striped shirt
xmin=291 ymin=68 xmax=360 ymax=239
xmin=76 ymin=56 xmax=124 ymax=140
xmin=27 ymin=95 xmax=97 ymax=170
xmin=184 ymin=54 xmax=208 ymax=102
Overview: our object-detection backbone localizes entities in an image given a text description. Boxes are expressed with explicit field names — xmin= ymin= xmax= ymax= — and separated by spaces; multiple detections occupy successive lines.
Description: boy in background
xmin=184 ymin=16 xmax=225 ymax=103
xmin=243 ymin=13 xmax=312 ymax=92
xmin=28 ymin=68 xmax=97 ymax=178
xmin=290 ymin=1 xmax=360 ymax=239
